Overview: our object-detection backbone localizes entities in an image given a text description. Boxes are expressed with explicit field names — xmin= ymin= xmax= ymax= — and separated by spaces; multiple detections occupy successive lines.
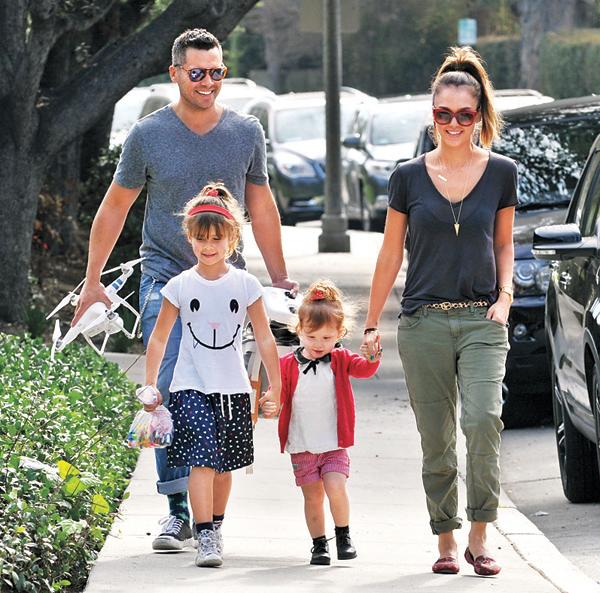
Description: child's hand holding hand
xmin=259 ymin=387 xmax=281 ymax=418
xmin=360 ymin=332 xmax=383 ymax=363
xmin=136 ymin=384 xmax=163 ymax=412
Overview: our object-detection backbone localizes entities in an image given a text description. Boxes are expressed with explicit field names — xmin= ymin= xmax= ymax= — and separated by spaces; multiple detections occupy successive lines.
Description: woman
xmin=362 ymin=46 xmax=517 ymax=576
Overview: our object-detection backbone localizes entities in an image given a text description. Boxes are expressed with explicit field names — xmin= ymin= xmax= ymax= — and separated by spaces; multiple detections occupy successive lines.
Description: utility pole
xmin=318 ymin=0 xmax=350 ymax=253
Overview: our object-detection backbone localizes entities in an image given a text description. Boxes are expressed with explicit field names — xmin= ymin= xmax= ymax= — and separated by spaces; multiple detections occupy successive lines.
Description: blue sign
xmin=458 ymin=18 xmax=477 ymax=46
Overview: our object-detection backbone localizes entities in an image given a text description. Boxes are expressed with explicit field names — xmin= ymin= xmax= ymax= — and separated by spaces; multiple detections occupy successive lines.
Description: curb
xmin=496 ymin=489 xmax=600 ymax=593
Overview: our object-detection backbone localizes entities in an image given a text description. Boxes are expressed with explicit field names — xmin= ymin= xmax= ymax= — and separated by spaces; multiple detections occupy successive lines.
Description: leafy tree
xmin=0 ymin=0 xmax=258 ymax=323
xmin=513 ymin=0 xmax=598 ymax=88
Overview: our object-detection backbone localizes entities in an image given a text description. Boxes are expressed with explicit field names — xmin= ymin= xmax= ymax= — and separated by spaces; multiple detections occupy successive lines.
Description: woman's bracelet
xmin=363 ymin=327 xmax=379 ymax=335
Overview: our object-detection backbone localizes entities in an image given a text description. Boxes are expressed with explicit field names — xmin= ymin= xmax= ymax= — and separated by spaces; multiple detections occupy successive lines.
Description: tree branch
xmin=58 ymin=0 xmax=118 ymax=33
xmin=37 ymin=0 xmax=258 ymax=159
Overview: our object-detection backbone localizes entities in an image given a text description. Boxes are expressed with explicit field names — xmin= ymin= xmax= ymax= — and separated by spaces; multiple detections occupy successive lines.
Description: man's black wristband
xmin=363 ymin=327 xmax=378 ymax=335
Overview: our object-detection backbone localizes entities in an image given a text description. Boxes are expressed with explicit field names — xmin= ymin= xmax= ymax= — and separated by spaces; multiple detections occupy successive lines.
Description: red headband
xmin=187 ymin=204 xmax=234 ymax=220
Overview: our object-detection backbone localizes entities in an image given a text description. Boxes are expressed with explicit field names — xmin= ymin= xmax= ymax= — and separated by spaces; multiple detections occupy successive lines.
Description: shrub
xmin=0 ymin=333 xmax=139 ymax=592
xmin=539 ymin=29 xmax=600 ymax=99
xmin=476 ymin=35 xmax=521 ymax=90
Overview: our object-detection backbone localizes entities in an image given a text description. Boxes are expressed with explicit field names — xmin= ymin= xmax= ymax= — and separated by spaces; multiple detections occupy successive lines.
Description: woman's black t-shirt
xmin=388 ymin=152 xmax=518 ymax=314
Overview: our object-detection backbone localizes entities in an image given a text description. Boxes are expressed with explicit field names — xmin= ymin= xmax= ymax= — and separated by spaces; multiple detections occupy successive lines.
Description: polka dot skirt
xmin=167 ymin=389 xmax=254 ymax=472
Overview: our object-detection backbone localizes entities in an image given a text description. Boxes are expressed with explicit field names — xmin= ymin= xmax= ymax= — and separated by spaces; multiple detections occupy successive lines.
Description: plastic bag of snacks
xmin=126 ymin=406 xmax=173 ymax=448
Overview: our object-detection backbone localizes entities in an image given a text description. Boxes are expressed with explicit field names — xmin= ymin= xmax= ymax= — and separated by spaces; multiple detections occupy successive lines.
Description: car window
xmin=578 ymin=153 xmax=600 ymax=236
xmin=494 ymin=115 xmax=600 ymax=208
xmin=370 ymin=103 xmax=431 ymax=145
xmin=274 ymin=104 xmax=357 ymax=143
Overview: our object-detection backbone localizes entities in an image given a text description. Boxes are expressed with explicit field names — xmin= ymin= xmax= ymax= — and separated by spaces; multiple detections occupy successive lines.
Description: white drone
xmin=46 ymin=257 xmax=143 ymax=360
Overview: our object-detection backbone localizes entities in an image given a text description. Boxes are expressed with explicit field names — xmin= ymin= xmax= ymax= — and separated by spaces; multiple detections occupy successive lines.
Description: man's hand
xmin=272 ymin=278 xmax=299 ymax=298
xmin=259 ymin=386 xmax=281 ymax=418
xmin=71 ymin=280 xmax=112 ymax=326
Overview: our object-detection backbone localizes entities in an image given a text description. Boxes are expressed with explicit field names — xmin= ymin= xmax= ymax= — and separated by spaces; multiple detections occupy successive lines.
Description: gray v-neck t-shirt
xmin=114 ymin=105 xmax=268 ymax=283
xmin=388 ymin=152 xmax=518 ymax=314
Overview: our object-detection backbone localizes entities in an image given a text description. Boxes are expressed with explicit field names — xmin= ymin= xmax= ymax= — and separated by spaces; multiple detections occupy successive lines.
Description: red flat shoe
xmin=465 ymin=547 xmax=501 ymax=576
xmin=432 ymin=556 xmax=460 ymax=574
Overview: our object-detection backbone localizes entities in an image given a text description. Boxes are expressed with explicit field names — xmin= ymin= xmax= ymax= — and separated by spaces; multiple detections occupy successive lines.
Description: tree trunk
xmin=0 ymin=146 xmax=45 ymax=321
xmin=519 ymin=0 xmax=581 ymax=88
xmin=0 ymin=0 xmax=259 ymax=323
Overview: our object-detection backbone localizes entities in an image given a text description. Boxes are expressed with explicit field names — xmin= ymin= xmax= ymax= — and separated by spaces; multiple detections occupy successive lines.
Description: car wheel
xmin=552 ymin=364 xmax=600 ymax=502
xmin=593 ymin=363 xmax=600 ymax=478
xmin=501 ymin=389 xmax=550 ymax=429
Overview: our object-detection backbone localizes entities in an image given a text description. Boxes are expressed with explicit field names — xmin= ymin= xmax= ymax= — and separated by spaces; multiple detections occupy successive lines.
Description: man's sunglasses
xmin=176 ymin=65 xmax=228 ymax=82
xmin=432 ymin=107 xmax=478 ymax=127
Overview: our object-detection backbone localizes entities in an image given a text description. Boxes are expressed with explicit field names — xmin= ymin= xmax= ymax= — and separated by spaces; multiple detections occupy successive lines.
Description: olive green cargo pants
xmin=397 ymin=305 xmax=509 ymax=535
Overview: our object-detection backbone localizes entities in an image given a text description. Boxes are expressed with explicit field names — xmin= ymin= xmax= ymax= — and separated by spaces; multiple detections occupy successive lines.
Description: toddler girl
xmin=264 ymin=280 xmax=381 ymax=565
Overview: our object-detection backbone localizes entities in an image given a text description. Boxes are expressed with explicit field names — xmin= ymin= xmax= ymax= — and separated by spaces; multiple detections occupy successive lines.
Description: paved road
xmin=501 ymin=425 xmax=600 ymax=584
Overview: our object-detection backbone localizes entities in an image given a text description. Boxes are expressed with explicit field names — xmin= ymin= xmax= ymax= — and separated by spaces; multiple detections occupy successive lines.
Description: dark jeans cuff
xmin=157 ymin=475 xmax=189 ymax=496
xmin=466 ymin=508 xmax=497 ymax=523
xmin=430 ymin=516 xmax=463 ymax=535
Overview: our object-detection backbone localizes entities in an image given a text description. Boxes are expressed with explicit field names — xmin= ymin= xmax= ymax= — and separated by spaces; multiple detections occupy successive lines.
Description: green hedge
xmin=0 ymin=334 xmax=139 ymax=592
xmin=539 ymin=29 xmax=600 ymax=99
xmin=476 ymin=35 xmax=521 ymax=90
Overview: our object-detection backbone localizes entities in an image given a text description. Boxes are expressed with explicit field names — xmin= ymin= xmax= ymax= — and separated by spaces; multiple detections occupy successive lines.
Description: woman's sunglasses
xmin=176 ymin=65 xmax=228 ymax=82
xmin=432 ymin=107 xmax=478 ymax=127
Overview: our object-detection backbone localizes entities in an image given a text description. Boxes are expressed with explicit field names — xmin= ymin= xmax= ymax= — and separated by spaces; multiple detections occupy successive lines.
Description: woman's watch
xmin=498 ymin=285 xmax=514 ymax=304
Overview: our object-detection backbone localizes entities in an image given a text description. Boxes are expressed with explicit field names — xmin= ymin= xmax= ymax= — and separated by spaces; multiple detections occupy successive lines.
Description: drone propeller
xmin=46 ymin=290 xmax=79 ymax=320
xmin=101 ymin=257 xmax=144 ymax=277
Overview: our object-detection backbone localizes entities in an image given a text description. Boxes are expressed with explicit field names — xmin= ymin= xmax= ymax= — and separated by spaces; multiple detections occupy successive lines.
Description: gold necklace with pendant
xmin=436 ymin=153 xmax=474 ymax=237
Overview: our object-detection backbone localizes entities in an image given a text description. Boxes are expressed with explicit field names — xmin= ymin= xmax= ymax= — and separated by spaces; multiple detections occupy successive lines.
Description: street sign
xmin=300 ymin=0 xmax=359 ymax=33
xmin=458 ymin=18 xmax=477 ymax=46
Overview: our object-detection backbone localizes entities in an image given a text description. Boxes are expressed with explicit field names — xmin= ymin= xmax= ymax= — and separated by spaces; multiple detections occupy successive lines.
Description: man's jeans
xmin=139 ymin=273 xmax=189 ymax=495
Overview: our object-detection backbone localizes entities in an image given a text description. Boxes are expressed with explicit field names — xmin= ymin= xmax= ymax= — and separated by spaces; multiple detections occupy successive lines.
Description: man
xmin=73 ymin=28 xmax=297 ymax=552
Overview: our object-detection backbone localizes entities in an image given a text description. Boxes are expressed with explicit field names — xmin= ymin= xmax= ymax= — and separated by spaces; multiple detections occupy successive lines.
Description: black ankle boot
xmin=335 ymin=526 xmax=357 ymax=560
xmin=310 ymin=536 xmax=331 ymax=565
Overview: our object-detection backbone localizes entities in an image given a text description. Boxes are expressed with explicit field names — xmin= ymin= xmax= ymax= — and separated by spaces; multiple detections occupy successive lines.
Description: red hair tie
xmin=187 ymin=204 xmax=234 ymax=220
xmin=309 ymin=289 xmax=326 ymax=301
xmin=206 ymin=188 xmax=219 ymax=197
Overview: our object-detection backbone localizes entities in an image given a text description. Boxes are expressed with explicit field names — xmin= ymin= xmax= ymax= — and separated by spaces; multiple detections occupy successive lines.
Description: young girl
xmin=263 ymin=280 xmax=381 ymax=565
xmin=143 ymin=183 xmax=281 ymax=568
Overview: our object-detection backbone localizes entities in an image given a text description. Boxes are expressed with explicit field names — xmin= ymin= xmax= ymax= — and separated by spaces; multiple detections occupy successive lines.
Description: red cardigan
xmin=277 ymin=348 xmax=380 ymax=453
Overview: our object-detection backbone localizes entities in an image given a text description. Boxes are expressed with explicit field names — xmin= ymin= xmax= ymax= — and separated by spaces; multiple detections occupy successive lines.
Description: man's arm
xmin=72 ymin=181 xmax=143 ymax=324
xmin=245 ymin=181 xmax=298 ymax=294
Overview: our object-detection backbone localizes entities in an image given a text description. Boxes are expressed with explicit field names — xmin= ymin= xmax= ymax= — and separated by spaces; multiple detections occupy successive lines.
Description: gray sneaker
xmin=193 ymin=523 xmax=223 ymax=555
xmin=195 ymin=529 xmax=223 ymax=567
xmin=152 ymin=516 xmax=194 ymax=551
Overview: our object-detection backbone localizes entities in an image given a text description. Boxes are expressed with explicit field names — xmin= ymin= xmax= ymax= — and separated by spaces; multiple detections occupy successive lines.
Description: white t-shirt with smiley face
xmin=161 ymin=266 xmax=263 ymax=395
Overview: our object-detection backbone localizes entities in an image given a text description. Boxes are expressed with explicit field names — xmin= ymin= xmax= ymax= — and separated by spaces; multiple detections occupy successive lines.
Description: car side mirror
xmin=342 ymin=134 xmax=362 ymax=149
xmin=532 ymin=223 xmax=597 ymax=260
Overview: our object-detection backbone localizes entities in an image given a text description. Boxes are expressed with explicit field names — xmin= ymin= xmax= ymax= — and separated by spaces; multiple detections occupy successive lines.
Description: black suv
xmin=417 ymin=95 xmax=600 ymax=427
xmin=533 ymin=131 xmax=600 ymax=503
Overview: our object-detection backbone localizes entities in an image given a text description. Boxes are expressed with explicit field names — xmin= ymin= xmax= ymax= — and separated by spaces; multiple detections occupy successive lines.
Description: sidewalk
xmin=91 ymin=225 xmax=600 ymax=593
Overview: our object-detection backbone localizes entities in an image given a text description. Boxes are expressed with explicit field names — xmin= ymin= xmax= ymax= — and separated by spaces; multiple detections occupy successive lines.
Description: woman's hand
xmin=486 ymin=294 xmax=511 ymax=326
xmin=259 ymin=386 xmax=281 ymax=418
xmin=361 ymin=329 xmax=382 ymax=362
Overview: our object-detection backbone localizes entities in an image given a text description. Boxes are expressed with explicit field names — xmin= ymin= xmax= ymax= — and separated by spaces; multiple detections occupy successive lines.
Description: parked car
xmin=341 ymin=94 xmax=431 ymax=231
xmin=138 ymin=77 xmax=275 ymax=119
xmin=245 ymin=89 xmax=376 ymax=224
xmin=532 ymin=130 xmax=600 ymax=502
xmin=110 ymin=86 xmax=154 ymax=146
xmin=415 ymin=95 xmax=600 ymax=427
xmin=110 ymin=78 xmax=274 ymax=146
